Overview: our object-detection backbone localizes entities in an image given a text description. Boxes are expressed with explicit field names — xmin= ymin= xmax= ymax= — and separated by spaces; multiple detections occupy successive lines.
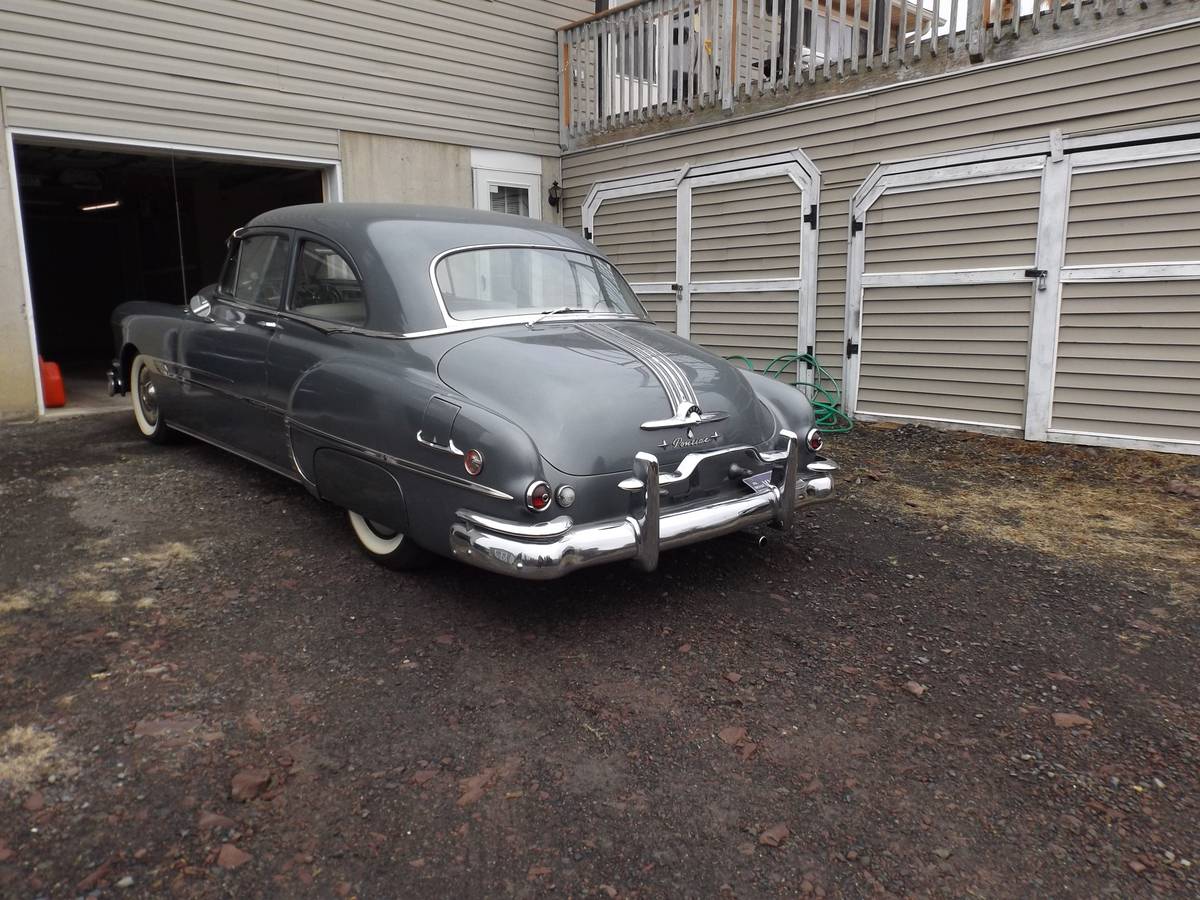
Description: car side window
xmin=289 ymin=240 xmax=367 ymax=327
xmin=230 ymin=234 xmax=291 ymax=308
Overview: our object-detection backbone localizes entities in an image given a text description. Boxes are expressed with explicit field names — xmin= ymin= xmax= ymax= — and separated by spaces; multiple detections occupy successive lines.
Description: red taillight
xmin=464 ymin=448 xmax=484 ymax=476
xmin=526 ymin=481 xmax=553 ymax=512
xmin=806 ymin=428 xmax=824 ymax=452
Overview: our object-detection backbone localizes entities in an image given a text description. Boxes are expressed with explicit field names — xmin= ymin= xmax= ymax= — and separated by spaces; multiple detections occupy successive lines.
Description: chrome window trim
xmin=426 ymin=243 xmax=653 ymax=334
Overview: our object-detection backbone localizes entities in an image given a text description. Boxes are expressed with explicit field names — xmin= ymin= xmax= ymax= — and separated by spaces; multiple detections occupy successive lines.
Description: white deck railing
xmin=558 ymin=0 xmax=1182 ymax=140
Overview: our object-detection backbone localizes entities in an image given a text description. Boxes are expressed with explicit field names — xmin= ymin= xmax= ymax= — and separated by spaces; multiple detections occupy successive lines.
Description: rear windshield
xmin=434 ymin=247 xmax=647 ymax=322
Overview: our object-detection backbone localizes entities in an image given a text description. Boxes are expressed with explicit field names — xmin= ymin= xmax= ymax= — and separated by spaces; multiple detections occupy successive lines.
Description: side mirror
xmin=188 ymin=294 xmax=212 ymax=320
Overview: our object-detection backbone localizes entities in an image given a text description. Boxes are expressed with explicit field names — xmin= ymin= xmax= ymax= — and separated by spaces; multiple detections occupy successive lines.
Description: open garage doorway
xmin=12 ymin=139 xmax=329 ymax=416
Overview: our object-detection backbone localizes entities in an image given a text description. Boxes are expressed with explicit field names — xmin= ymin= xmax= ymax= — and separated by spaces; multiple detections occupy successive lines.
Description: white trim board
xmin=4 ymin=126 xmax=343 ymax=419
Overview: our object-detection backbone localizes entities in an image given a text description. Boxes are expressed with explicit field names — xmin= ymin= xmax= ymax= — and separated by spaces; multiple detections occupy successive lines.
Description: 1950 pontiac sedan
xmin=108 ymin=204 xmax=835 ymax=579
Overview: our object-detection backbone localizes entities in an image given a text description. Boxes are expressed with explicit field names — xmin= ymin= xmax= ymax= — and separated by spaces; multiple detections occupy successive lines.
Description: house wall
xmin=562 ymin=21 xmax=1200 ymax=385
xmin=0 ymin=0 xmax=591 ymax=158
xmin=0 ymin=0 xmax=590 ymax=420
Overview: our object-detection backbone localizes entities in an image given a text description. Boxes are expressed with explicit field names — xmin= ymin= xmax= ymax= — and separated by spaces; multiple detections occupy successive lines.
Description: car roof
xmin=243 ymin=203 xmax=601 ymax=334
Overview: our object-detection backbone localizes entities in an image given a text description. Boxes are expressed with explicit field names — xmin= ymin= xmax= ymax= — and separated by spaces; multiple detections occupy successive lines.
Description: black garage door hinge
xmin=804 ymin=344 xmax=814 ymax=369
xmin=803 ymin=204 xmax=818 ymax=230
xmin=846 ymin=338 xmax=860 ymax=358
xmin=850 ymin=217 xmax=864 ymax=235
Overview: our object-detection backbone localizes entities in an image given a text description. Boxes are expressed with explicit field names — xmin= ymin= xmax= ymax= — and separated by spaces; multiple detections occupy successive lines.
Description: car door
xmin=265 ymin=236 xmax=370 ymax=471
xmin=178 ymin=229 xmax=291 ymax=462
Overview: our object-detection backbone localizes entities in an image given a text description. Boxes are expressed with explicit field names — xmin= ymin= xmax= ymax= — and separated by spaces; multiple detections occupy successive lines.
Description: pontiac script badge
xmin=658 ymin=431 xmax=720 ymax=450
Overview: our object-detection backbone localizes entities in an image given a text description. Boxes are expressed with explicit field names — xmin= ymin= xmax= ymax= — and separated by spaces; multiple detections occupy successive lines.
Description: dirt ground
xmin=1 ymin=413 xmax=1198 ymax=898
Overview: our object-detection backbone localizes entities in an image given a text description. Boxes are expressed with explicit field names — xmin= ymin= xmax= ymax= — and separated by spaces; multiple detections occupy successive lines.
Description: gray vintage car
xmin=108 ymin=204 xmax=835 ymax=579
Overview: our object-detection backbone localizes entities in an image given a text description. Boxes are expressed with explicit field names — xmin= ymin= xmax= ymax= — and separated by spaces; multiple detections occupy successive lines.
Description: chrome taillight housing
xmin=806 ymin=428 xmax=824 ymax=452
xmin=526 ymin=480 xmax=553 ymax=512
xmin=463 ymin=448 xmax=484 ymax=476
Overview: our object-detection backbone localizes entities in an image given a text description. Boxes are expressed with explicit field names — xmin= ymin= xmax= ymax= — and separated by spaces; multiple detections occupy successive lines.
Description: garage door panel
xmin=1056 ymin=358 xmax=1200 ymax=381
xmin=1059 ymin=326 xmax=1200 ymax=346
xmin=858 ymin=283 xmax=1032 ymax=430
xmin=1051 ymin=280 xmax=1200 ymax=441
xmin=1065 ymin=210 xmax=1199 ymax=239
xmin=592 ymin=192 xmax=676 ymax=282
xmin=859 ymin=373 xmax=1026 ymax=399
xmin=865 ymin=223 xmax=1040 ymax=252
xmin=860 ymin=364 xmax=1027 ymax=385
xmin=865 ymin=177 xmax=1041 ymax=274
xmin=692 ymin=176 xmax=801 ymax=281
xmin=1057 ymin=342 xmax=1199 ymax=363
xmin=1066 ymin=159 xmax=1200 ymax=266
xmin=870 ymin=204 xmax=1037 ymax=232
xmin=1050 ymin=417 xmax=1200 ymax=443
xmin=1068 ymin=177 xmax=1200 ymax=209
xmin=1059 ymin=310 xmax=1200 ymax=329
xmin=1054 ymin=386 xmax=1200 ymax=412
xmin=858 ymin=390 xmax=1026 ymax=423
xmin=1052 ymin=401 xmax=1199 ymax=431
xmin=690 ymin=289 xmax=798 ymax=366
xmin=864 ymin=351 xmax=1029 ymax=371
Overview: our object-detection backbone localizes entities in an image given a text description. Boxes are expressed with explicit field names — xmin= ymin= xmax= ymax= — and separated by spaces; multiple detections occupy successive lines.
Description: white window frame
xmin=471 ymin=149 xmax=542 ymax=221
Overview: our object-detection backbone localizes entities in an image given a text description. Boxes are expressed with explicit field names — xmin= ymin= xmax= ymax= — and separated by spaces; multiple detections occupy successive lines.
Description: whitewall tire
xmin=131 ymin=354 xmax=173 ymax=444
xmin=347 ymin=511 xmax=430 ymax=570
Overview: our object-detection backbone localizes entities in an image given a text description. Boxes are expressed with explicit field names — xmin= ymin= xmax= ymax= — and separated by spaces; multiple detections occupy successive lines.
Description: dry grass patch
xmin=0 ymin=725 xmax=59 ymax=794
xmin=840 ymin=424 xmax=1200 ymax=605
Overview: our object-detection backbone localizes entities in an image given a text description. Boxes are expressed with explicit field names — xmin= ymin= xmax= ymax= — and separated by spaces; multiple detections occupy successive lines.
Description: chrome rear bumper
xmin=449 ymin=431 xmax=834 ymax=580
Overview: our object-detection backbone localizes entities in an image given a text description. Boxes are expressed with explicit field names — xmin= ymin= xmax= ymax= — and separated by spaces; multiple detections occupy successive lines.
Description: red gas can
xmin=39 ymin=356 xmax=66 ymax=408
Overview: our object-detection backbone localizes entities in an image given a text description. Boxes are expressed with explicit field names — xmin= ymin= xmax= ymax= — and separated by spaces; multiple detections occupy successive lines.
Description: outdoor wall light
xmin=547 ymin=180 xmax=562 ymax=209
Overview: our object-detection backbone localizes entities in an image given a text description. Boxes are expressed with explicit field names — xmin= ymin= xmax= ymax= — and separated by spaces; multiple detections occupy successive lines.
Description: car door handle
xmin=257 ymin=320 xmax=279 ymax=329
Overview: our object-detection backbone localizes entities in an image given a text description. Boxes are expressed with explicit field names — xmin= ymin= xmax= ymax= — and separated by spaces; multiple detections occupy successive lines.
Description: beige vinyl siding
xmin=691 ymin=290 xmax=799 ymax=369
xmin=857 ymin=284 xmax=1032 ymax=428
xmin=563 ymin=23 xmax=1200 ymax=385
xmin=1051 ymin=281 xmax=1200 ymax=442
xmin=1065 ymin=160 xmax=1200 ymax=266
xmin=865 ymin=178 xmax=1042 ymax=273
xmin=691 ymin=176 xmax=803 ymax=280
xmin=0 ymin=0 xmax=592 ymax=158
xmin=590 ymin=190 xmax=678 ymax=331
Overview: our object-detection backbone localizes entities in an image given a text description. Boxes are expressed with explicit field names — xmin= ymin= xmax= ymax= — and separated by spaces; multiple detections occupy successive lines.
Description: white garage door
xmin=1050 ymin=142 xmax=1200 ymax=449
xmin=845 ymin=131 xmax=1200 ymax=454
xmin=852 ymin=165 xmax=1044 ymax=431
xmin=583 ymin=150 xmax=821 ymax=368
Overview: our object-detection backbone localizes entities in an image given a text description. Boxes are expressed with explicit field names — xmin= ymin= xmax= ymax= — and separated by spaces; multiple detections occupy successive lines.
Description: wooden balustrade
xmin=558 ymin=0 xmax=1181 ymax=142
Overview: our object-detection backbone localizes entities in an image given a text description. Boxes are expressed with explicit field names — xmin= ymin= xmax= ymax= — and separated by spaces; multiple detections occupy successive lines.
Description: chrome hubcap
xmin=137 ymin=366 xmax=158 ymax=426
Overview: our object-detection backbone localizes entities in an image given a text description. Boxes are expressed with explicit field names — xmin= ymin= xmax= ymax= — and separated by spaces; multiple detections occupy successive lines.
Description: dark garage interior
xmin=14 ymin=143 xmax=325 ymax=413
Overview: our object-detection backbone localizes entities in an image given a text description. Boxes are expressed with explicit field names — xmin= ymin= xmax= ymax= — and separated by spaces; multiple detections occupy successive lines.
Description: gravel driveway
xmin=1 ymin=412 xmax=1197 ymax=898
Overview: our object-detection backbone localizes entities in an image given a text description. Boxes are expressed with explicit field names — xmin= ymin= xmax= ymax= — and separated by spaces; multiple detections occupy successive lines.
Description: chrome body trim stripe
xmin=287 ymin=418 xmax=514 ymax=501
xmin=578 ymin=322 xmax=700 ymax=413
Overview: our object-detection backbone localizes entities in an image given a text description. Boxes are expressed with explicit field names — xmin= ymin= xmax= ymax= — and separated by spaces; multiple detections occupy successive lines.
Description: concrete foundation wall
xmin=0 ymin=92 xmax=38 ymax=422
xmin=340 ymin=132 xmax=473 ymax=207
xmin=340 ymin=131 xmax=563 ymax=223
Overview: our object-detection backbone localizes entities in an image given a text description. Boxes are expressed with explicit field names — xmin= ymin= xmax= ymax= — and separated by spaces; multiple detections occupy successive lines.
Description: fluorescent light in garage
xmin=80 ymin=200 xmax=121 ymax=212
